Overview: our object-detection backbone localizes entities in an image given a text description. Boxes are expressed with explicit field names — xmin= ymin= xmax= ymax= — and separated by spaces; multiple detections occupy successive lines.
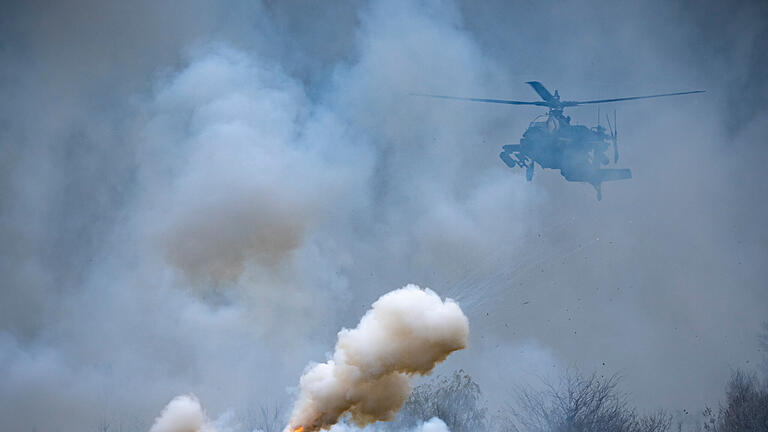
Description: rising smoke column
xmin=285 ymin=284 xmax=469 ymax=432
xmin=149 ymin=395 xmax=216 ymax=432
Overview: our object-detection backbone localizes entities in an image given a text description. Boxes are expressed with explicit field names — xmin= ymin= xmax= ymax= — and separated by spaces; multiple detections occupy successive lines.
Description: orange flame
xmin=293 ymin=427 xmax=304 ymax=432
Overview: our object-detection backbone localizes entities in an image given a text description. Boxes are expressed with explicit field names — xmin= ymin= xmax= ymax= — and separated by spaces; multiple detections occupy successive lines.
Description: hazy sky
xmin=1 ymin=1 xmax=766 ymax=431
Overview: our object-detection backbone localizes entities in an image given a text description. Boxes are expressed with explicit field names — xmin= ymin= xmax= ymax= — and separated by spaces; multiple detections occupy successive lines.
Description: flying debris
xmin=413 ymin=82 xmax=704 ymax=200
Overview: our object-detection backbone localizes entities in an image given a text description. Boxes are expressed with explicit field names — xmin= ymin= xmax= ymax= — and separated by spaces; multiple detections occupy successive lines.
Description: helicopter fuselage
xmin=499 ymin=113 xmax=630 ymax=200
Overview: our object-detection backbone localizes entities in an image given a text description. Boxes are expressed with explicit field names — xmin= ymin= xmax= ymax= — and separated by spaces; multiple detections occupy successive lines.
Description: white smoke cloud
xmin=0 ymin=3 xmax=526 ymax=431
xmin=141 ymin=46 xmax=356 ymax=285
xmin=133 ymin=45 xmax=372 ymax=335
xmin=150 ymin=394 xmax=216 ymax=432
xmin=286 ymin=285 xmax=469 ymax=432
xmin=413 ymin=418 xmax=450 ymax=432
xmin=327 ymin=417 xmax=450 ymax=432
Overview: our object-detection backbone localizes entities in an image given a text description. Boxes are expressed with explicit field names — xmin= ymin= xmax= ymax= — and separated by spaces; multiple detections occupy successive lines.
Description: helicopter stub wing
xmin=410 ymin=93 xmax=546 ymax=106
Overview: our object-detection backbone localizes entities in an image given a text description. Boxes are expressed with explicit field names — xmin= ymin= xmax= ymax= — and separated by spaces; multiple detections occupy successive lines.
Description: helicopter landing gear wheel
xmin=593 ymin=183 xmax=602 ymax=201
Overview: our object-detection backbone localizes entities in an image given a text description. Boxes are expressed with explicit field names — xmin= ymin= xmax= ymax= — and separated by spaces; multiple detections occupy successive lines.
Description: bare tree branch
xmin=506 ymin=370 xmax=671 ymax=432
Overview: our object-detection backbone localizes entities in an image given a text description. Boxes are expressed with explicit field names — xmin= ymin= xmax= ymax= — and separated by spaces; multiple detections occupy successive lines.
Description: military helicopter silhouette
xmin=413 ymin=82 xmax=704 ymax=200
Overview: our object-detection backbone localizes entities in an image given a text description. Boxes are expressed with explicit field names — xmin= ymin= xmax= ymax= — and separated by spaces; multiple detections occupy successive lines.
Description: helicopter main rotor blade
xmin=410 ymin=93 xmax=547 ymax=106
xmin=566 ymin=90 xmax=705 ymax=106
xmin=525 ymin=81 xmax=555 ymax=102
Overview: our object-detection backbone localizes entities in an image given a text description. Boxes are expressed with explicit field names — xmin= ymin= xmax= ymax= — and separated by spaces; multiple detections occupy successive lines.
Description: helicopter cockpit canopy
xmin=528 ymin=114 xmax=549 ymax=128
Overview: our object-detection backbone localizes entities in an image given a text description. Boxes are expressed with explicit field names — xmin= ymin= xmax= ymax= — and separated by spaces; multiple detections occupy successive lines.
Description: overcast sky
xmin=1 ymin=1 xmax=766 ymax=431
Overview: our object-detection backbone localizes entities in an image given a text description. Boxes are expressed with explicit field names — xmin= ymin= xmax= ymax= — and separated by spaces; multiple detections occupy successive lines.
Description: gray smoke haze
xmin=0 ymin=0 xmax=766 ymax=431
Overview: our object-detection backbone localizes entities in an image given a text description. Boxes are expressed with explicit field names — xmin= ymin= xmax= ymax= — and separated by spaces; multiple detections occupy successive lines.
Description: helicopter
xmin=413 ymin=82 xmax=704 ymax=200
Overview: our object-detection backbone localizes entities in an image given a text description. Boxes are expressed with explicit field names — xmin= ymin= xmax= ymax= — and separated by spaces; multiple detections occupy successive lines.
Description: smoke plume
xmin=149 ymin=395 xmax=216 ymax=432
xmin=286 ymin=285 xmax=469 ymax=432
xmin=414 ymin=418 xmax=450 ymax=432
xmin=1 ymin=2 xmax=767 ymax=430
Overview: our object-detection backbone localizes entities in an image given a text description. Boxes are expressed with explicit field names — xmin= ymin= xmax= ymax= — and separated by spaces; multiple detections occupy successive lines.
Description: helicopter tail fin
xmin=598 ymin=168 xmax=632 ymax=182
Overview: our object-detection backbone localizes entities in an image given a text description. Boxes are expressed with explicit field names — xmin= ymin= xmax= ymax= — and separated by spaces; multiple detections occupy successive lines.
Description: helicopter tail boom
xmin=598 ymin=168 xmax=632 ymax=182
xmin=561 ymin=168 xmax=632 ymax=183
